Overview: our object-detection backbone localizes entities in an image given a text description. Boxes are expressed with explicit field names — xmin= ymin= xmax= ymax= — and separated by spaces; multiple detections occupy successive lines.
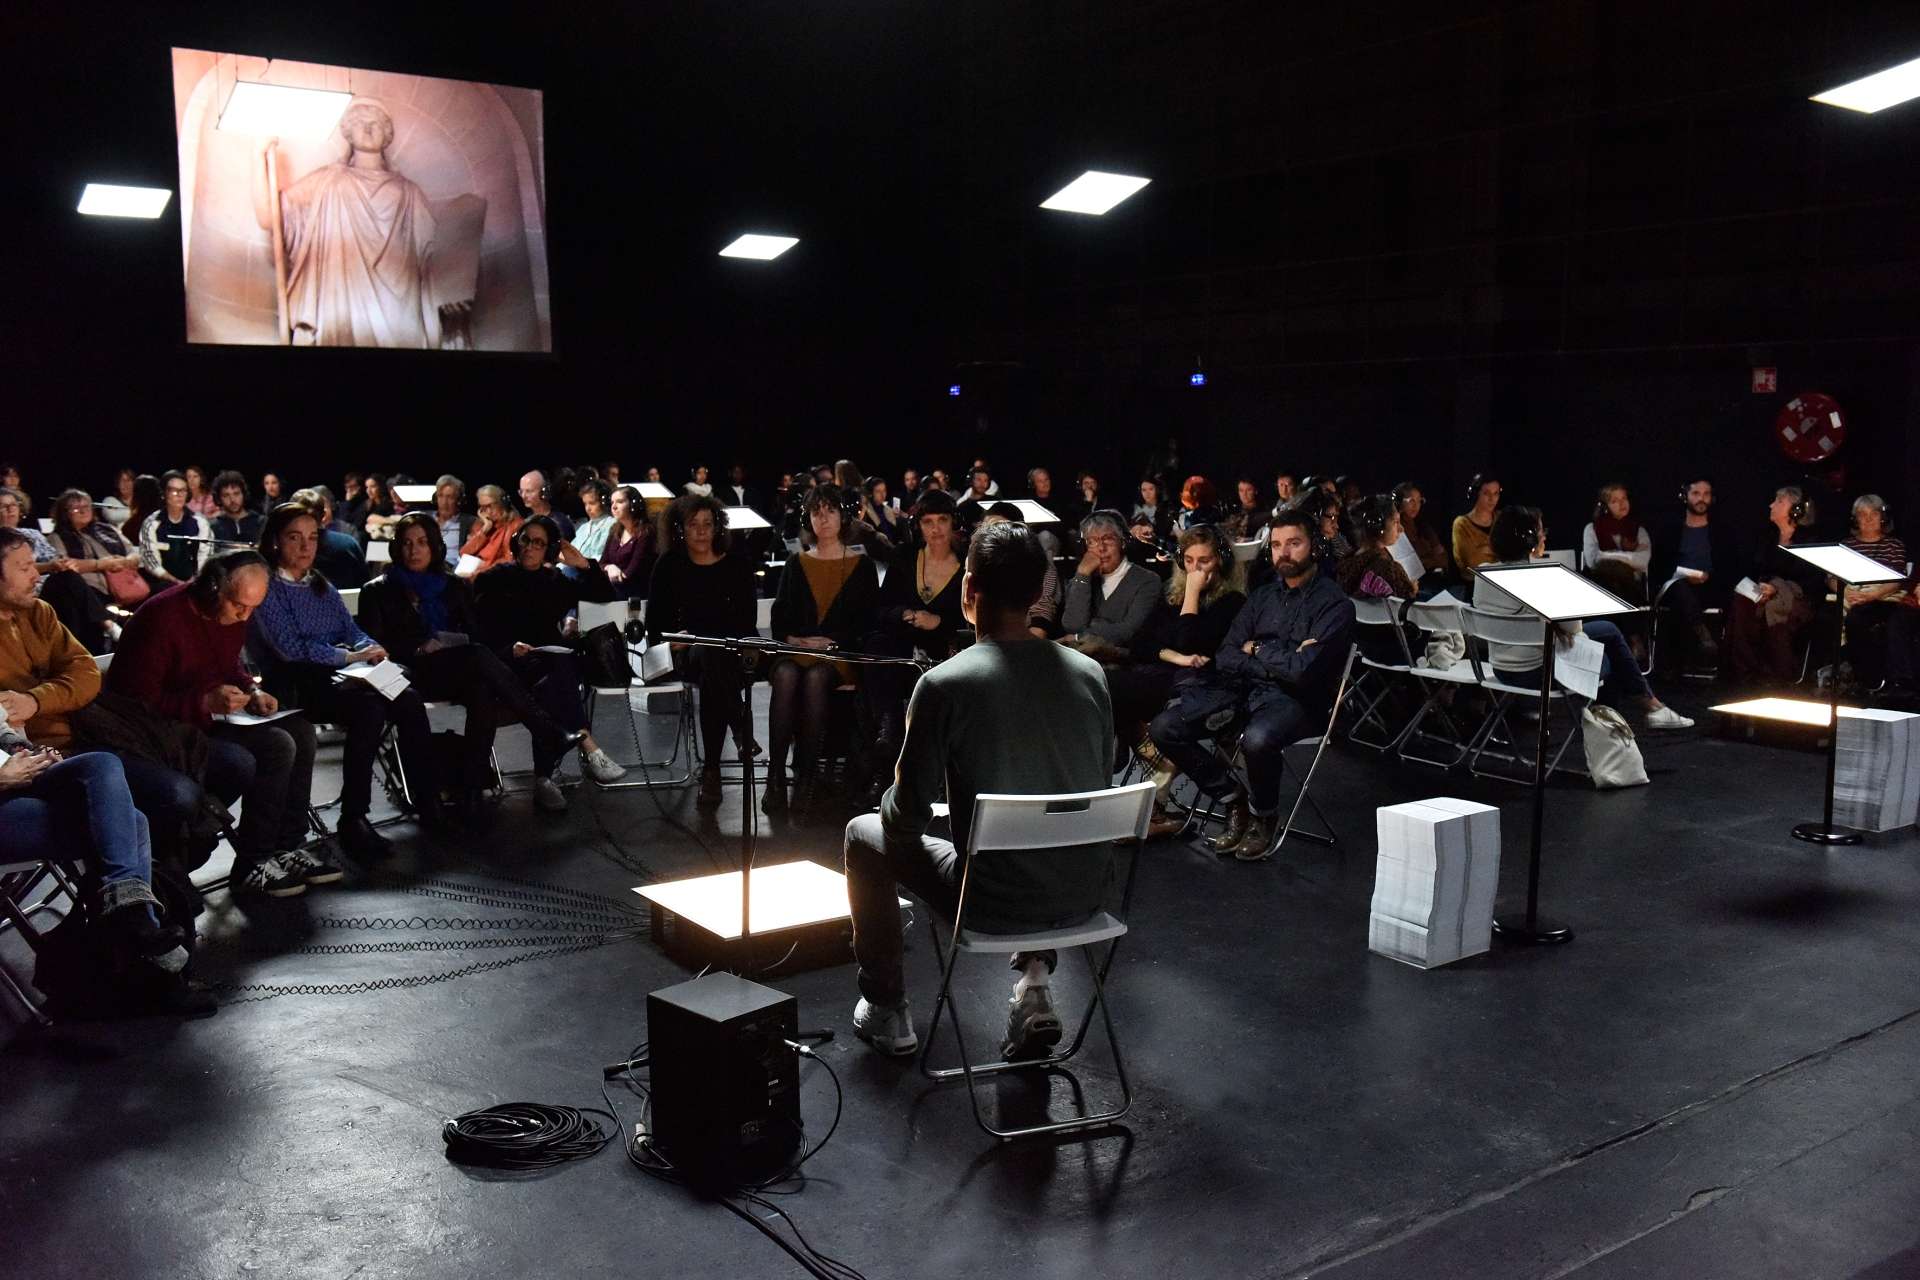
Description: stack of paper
xmin=338 ymin=659 xmax=411 ymax=701
xmin=1369 ymin=797 xmax=1501 ymax=969
xmin=1835 ymin=708 xmax=1920 ymax=833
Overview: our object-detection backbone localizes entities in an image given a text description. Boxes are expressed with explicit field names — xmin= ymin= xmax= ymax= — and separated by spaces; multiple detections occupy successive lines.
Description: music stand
xmin=1474 ymin=562 xmax=1641 ymax=945
xmin=722 ymin=506 xmax=772 ymax=530
xmin=1778 ymin=543 xmax=1907 ymax=845
xmin=1005 ymin=500 xmax=1059 ymax=525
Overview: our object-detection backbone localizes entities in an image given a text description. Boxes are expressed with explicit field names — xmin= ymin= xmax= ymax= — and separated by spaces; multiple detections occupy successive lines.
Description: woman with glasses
xmin=458 ymin=484 xmax=524 ymax=573
xmin=136 ymin=470 xmax=213 ymax=586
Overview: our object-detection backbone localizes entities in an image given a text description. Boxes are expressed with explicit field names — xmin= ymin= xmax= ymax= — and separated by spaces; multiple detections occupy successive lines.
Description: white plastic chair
xmin=1456 ymin=606 xmax=1587 ymax=784
xmin=1393 ymin=598 xmax=1479 ymax=769
xmin=1342 ymin=596 xmax=1413 ymax=751
xmin=919 ymin=781 xmax=1154 ymax=1139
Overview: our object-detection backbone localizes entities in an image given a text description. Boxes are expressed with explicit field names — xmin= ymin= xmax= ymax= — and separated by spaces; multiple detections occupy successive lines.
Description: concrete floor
xmin=3 ymin=685 xmax=1918 ymax=1279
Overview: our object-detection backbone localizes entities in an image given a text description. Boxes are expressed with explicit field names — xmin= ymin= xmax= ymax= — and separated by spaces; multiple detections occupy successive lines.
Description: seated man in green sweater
xmin=845 ymin=521 xmax=1116 ymax=1061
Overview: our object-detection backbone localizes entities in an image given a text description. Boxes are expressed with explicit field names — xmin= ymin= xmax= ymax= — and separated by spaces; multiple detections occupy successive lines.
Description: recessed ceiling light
xmin=76 ymin=184 xmax=173 ymax=219
xmin=1811 ymin=54 xmax=1920 ymax=113
xmin=1039 ymin=170 xmax=1151 ymax=215
xmin=217 ymin=81 xmax=355 ymax=138
xmin=718 ymin=234 xmax=799 ymax=260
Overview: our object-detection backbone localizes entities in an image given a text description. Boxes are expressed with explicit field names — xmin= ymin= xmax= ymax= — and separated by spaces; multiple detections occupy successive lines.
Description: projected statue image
xmin=251 ymin=100 xmax=483 ymax=349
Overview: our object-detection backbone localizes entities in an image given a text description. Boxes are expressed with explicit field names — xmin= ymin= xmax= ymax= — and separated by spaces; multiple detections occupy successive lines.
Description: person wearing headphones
xmin=470 ymin=514 xmax=628 ymax=810
xmin=517 ymin=470 xmax=573 ymax=542
xmin=1472 ymin=507 xmax=1693 ymax=729
xmin=249 ymin=503 xmax=444 ymax=859
xmin=107 ymin=550 xmax=338 ymax=897
xmin=1726 ymin=486 xmax=1826 ymax=687
xmin=1836 ymin=495 xmax=1912 ymax=692
xmin=1581 ymin=482 xmax=1655 ymax=663
xmin=1451 ymin=473 xmax=1502 ymax=581
xmin=459 ymin=484 xmax=524 ymax=573
xmin=1392 ymin=482 xmax=1449 ymax=581
xmin=1650 ymin=477 xmax=1742 ymax=675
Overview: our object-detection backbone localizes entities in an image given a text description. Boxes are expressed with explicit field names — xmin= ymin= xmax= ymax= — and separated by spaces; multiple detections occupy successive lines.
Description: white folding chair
xmin=919 ymin=781 xmax=1154 ymax=1139
xmin=1342 ymin=597 xmax=1414 ymax=752
xmin=337 ymin=588 xmax=361 ymax=619
xmin=1393 ymin=598 xmax=1478 ymax=769
xmin=1456 ymin=606 xmax=1588 ymax=784
xmin=582 ymin=603 xmax=698 ymax=790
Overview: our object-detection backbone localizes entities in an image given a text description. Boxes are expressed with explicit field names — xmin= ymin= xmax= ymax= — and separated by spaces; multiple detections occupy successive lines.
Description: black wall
xmin=8 ymin=0 xmax=1920 ymax=542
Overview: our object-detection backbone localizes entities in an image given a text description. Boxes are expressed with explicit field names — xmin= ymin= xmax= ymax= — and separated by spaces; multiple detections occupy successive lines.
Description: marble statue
xmin=251 ymin=99 xmax=483 ymax=349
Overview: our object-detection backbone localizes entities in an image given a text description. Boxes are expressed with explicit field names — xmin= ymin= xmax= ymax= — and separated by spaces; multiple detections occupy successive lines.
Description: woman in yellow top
xmin=1450 ymin=473 xmax=1502 ymax=580
xmin=766 ymin=485 xmax=879 ymax=812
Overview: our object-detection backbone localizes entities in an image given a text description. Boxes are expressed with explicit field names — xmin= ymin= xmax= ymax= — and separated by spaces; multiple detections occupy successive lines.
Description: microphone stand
xmin=653 ymin=631 xmax=932 ymax=978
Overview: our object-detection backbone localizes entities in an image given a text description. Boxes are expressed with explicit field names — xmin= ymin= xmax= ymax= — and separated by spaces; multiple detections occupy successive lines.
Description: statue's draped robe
xmin=280 ymin=163 xmax=443 ymax=348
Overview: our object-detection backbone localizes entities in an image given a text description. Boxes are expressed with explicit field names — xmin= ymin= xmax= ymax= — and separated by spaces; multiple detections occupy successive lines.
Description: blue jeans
xmin=0 ymin=752 xmax=153 ymax=908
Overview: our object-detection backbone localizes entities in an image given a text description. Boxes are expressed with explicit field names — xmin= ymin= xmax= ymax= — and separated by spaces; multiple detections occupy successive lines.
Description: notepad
xmin=338 ymin=659 xmax=411 ymax=701
xmin=214 ymin=707 xmax=301 ymax=726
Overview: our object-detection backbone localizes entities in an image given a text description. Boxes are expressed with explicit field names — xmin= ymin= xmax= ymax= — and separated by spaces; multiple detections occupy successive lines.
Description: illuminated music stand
xmin=1474 ymin=562 xmax=1641 ymax=945
xmin=1776 ymin=543 xmax=1906 ymax=845
xmin=1005 ymin=500 xmax=1058 ymax=525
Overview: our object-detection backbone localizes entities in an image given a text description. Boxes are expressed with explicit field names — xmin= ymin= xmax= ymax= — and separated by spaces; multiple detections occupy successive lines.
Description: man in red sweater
xmin=107 ymin=551 xmax=338 ymax=898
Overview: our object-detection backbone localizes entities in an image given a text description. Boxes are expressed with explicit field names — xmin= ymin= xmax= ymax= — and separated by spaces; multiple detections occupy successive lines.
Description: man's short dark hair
xmin=966 ymin=520 xmax=1047 ymax=612
xmin=1267 ymin=502 xmax=1314 ymax=540
xmin=213 ymin=469 xmax=249 ymax=500
xmin=0 ymin=527 xmax=32 ymax=559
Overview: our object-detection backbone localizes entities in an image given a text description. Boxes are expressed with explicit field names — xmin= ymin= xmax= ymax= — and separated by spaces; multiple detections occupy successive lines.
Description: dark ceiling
xmin=7 ymin=0 xmax=1920 ymax=526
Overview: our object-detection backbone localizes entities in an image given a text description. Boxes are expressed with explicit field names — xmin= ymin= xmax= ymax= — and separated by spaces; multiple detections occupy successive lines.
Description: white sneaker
xmin=852 ymin=997 xmax=917 ymax=1056
xmin=580 ymin=746 xmax=628 ymax=784
xmin=533 ymin=776 xmax=568 ymax=811
xmin=1644 ymin=705 xmax=1694 ymax=731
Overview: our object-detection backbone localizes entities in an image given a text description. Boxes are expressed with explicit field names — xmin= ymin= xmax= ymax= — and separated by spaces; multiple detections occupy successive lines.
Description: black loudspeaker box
xmin=646 ymin=972 xmax=801 ymax=1187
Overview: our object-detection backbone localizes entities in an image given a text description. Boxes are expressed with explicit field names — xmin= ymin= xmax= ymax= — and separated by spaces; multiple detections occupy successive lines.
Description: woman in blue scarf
xmin=357 ymin=512 xmax=586 ymax=826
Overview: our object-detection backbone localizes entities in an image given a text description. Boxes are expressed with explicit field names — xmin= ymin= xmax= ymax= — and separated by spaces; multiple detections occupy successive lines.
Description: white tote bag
xmin=1581 ymin=705 xmax=1649 ymax=789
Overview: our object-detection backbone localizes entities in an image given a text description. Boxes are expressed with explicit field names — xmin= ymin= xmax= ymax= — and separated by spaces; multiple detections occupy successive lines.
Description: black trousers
xmin=408 ymin=645 xmax=572 ymax=786
xmin=286 ymin=666 xmax=435 ymax=819
xmin=677 ymin=647 xmax=750 ymax=765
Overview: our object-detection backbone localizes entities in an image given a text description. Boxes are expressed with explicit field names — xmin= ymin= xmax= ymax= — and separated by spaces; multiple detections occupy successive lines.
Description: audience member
xmin=138 ymin=471 xmax=213 ymax=585
xmin=572 ymin=478 xmax=615 ymax=562
xmin=683 ymin=465 xmax=713 ymax=499
xmin=1177 ymin=475 xmax=1220 ymax=531
xmin=599 ymin=484 xmax=655 ymax=597
xmin=1651 ymin=477 xmax=1740 ymax=675
xmin=721 ymin=463 xmax=756 ymax=512
xmin=183 ymin=464 xmax=216 ymax=519
xmin=470 ymin=515 xmax=627 ymax=808
xmin=1273 ymin=470 xmax=1299 ymax=506
xmin=1473 ymin=507 xmax=1691 ymax=728
xmin=864 ymin=491 xmax=967 ymax=802
xmin=98 ymin=467 xmax=136 ymax=528
xmin=428 ymin=475 xmax=473 ymax=564
xmin=1222 ymin=478 xmax=1267 ymax=542
xmin=288 ymin=488 xmax=367 ymax=589
xmin=210 ymin=470 xmax=264 ymax=544
xmin=1451 ymin=473 xmax=1502 ymax=580
xmin=765 ymin=485 xmax=879 ymax=813
xmin=1150 ymin=510 xmax=1355 ymax=861
xmin=107 ymin=552 xmax=338 ymax=897
xmin=843 ymin=520 xmax=1114 ymax=1060
xmin=1392 ymin=482 xmax=1448 ymax=579
xmin=1337 ymin=495 xmax=1419 ymax=603
xmin=44 ymin=488 xmax=141 ymax=655
xmin=259 ymin=472 xmax=285 ymax=508
xmin=361 ymin=474 xmax=400 ymax=538
xmin=122 ymin=473 xmax=161 ymax=542
xmin=460 ymin=485 xmax=524 ymax=574
xmin=0 ymin=488 xmax=57 ymax=565
xmin=338 ymin=471 xmax=368 ymax=530
xmin=250 ymin=503 xmax=440 ymax=858
xmin=1581 ymin=483 xmax=1652 ymax=604
xmin=516 ymin=471 xmax=573 ymax=541
xmin=1133 ymin=477 xmax=1173 ymax=544
xmin=645 ymin=495 xmax=760 ymax=808
xmin=1061 ymin=511 xmax=1162 ymax=657
xmin=1726 ymin=486 xmax=1825 ymax=687
xmin=1838 ymin=494 xmax=1910 ymax=690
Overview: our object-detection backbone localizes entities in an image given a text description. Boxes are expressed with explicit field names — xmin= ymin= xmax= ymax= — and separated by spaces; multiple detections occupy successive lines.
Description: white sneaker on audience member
xmin=533 ymin=776 xmax=568 ymax=811
xmin=580 ymin=747 xmax=627 ymax=784
xmin=1644 ymin=706 xmax=1694 ymax=731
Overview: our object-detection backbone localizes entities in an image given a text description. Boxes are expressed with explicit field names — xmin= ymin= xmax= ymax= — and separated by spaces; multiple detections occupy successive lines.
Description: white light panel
xmin=1006 ymin=499 xmax=1059 ymax=525
xmin=1476 ymin=562 xmax=1639 ymax=621
xmin=390 ymin=484 xmax=436 ymax=504
xmin=634 ymin=483 xmax=674 ymax=501
xmin=723 ymin=505 xmax=772 ymax=530
xmin=632 ymin=859 xmax=904 ymax=939
xmin=76 ymin=184 xmax=172 ymax=219
xmin=1780 ymin=542 xmax=1908 ymax=584
xmin=217 ymin=81 xmax=354 ymax=138
xmin=1040 ymin=170 xmax=1151 ymax=215
xmin=1811 ymin=55 xmax=1920 ymax=113
xmin=718 ymin=234 xmax=799 ymax=260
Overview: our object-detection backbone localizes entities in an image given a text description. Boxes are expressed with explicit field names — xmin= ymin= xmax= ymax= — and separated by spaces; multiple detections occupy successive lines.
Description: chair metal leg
xmin=578 ymin=686 xmax=697 ymax=790
xmin=916 ymin=920 xmax=1133 ymax=1139
xmin=1393 ymin=685 xmax=1472 ymax=769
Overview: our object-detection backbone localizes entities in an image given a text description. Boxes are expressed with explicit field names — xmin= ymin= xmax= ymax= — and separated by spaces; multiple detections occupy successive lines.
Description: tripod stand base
xmin=1791 ymin=822 xmax=1862 ymax=846
xmin=1493 ymin=914 xmax=1572 ymax=945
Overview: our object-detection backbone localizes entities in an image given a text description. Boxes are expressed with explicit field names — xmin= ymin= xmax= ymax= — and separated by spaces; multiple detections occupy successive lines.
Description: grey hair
xmin=1852 ymin=493 xmax=1891 ymax=533
xmin=475 ymin=484 xmax=507 ymax=506
xmin=1079 ymin=510 xmax=1126 ymax=544
xmin=435 ymin=474 xmax=467 ymax=500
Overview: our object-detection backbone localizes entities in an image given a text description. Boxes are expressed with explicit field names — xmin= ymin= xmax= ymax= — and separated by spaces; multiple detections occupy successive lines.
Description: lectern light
xmin=1039 ymin=171 xmax=1151 ymax=215
xmin=718 ymin=234 xmax=799 ymax=260
xmin=1811 ymin=55 xmax=1920 ymax=113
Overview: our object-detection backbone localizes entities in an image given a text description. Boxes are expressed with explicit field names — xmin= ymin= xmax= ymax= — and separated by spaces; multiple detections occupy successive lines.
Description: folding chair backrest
xmin=92 ymin=651 xmax=113 ymax=674
xmin=1459 ymin=605 xmax=1547 ymax=652
xmin=1350 ymin=596 xmax=1397 ymax=627
xmin=1404 ymin=599 xmax=1460 ymax=636
xmin=966 ymin=782 xmax=1156 ymax=857
xmin=338 ymin=587 xmax=361 ymax=618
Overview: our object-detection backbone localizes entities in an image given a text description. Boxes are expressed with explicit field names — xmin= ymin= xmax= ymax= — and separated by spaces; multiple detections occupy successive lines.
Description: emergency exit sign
xmin=1752 ymin=366 xmax=1778 ymax=394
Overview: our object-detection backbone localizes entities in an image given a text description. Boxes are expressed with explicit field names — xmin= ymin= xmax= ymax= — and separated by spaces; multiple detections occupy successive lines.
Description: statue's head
xmin=339 ymin=100 xmax=395 ymax=156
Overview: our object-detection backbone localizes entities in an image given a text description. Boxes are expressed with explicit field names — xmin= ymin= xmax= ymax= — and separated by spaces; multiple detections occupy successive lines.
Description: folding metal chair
xmin=0 ymin=858 xmax=82 ymax=1025
xmin=1342 ymin=597 xmax=1415 ymax=751
xmin=1392 ymin=599 xmax=1478 ymax=769
xmin=1456 ymin=606 xmax=1588 ymax=784
xmin=919 ymin=781 xmax=1154 ymax=1139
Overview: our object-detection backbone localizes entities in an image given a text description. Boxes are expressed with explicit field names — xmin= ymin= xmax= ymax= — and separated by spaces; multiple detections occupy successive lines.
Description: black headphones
xmin=188 ymin=549 xmax=268 ymax=611
xmin=511 ymin=515 xmax=562 ymax=564
xmin=1353 ymin=494 xmax=1395 ymax=541
xmin=1678 ymin=477 xmax=1711 ymax=505
xmin=1786 ymin=490 xmax=1811 ymax=527
xmin=1467 ymin=473 xmax=1497 ymax=506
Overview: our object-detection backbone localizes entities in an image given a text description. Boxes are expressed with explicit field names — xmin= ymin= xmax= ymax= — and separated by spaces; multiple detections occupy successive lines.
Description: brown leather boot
xmin=1204 ymin=793 xmax=1251 ymax=854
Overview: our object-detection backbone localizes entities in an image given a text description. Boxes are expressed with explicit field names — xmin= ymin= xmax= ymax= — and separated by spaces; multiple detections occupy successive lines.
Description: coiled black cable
xmin=441 ymin=1102 xmax=616 ymax=1170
